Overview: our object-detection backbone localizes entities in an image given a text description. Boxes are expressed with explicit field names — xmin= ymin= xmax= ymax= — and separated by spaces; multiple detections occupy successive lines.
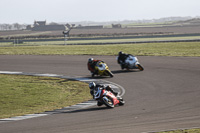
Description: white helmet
xmin=89 ymin=82 xmax=96 ymax=89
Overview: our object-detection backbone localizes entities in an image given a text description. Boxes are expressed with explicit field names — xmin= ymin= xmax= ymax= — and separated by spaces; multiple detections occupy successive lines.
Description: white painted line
xmin=1 ymin=114 xmax=48 ymax=121
xmin=0 ymin=71 xmax=23 ymax=74
xmin=0 ymin=71 xmax=125 ymax=122
xmin=76 ymin=78 xmax=98 ymax=82
xmin=33 ymin=74 xmax=60 ymax=77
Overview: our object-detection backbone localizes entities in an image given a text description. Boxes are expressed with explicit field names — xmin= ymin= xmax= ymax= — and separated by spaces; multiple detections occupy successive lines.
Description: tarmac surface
xmin=0 ymin=55 xmax=200 ymax=133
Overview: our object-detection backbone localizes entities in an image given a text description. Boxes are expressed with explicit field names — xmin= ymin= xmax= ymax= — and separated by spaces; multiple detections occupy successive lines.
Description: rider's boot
xmin=94 ymin=70 xmax=99 ymax=76
xmin=121 ymin=64 xmax=124 ymax=70
xmin=91 ymin=73 xmax=95 ymax=77
xmin=121 ymin=63 xmax=126 ymax=70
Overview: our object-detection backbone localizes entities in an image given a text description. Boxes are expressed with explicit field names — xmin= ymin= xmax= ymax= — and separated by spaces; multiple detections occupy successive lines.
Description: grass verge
xmin=156 ymin=128 xmax=200 ymax=133
xmin=0 ymin=42 xmax=200 ymax=56
xmin=0 ymin=74 xmax=91 ymax=119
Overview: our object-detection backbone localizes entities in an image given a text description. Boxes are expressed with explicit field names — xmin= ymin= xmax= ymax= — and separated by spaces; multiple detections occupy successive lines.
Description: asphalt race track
xmin=0 ymin=55 xmax=200 ymax=133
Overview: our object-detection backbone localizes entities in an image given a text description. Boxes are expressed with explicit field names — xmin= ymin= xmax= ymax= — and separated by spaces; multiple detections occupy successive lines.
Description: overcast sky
xmin=1 ymin=0 xmax=200 ymax=24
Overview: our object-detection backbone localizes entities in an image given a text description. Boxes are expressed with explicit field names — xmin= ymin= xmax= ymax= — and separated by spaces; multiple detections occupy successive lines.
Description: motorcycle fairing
xmin=125 ymin=55 xmax=140 ymax=69
xmin=102 ymin=90 xmax=119 ymax=105
xmin=97 ymin=63 xmax=106 ymax=71
xmin=94 ymin=61 xmax=110 ymax=76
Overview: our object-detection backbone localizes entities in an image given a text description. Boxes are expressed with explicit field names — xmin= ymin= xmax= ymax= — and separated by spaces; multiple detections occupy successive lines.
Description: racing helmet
xmin=88 ymin=58 xmax=94 ymax=63
xmin=89 ymin=82 xmax=96 ymax=89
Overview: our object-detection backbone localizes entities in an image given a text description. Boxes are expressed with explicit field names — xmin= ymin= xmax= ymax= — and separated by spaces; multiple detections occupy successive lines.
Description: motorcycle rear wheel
xmin=102 ymin=96 xmax=114 ymax=108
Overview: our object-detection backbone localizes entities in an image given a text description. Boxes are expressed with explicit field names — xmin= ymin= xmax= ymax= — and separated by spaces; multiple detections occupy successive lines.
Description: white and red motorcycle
xmin=117 ymin=55 xmax=144 ymax=71
xmin=93 ymin=86 xmax=125 ymax=108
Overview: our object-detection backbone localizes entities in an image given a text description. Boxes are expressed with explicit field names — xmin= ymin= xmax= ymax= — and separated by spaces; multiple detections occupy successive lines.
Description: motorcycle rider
xmin=89 ymin=82 xmax=119 ymax=106
xmin=87 ymin=58 xmax=102 ymax=77
xmin=117 ymin=51 xmax=130 ymax=69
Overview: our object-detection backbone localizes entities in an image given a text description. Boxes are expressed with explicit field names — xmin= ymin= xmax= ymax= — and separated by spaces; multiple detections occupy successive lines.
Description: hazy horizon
xmin=1 ymin=0 xmax=200 ymax=24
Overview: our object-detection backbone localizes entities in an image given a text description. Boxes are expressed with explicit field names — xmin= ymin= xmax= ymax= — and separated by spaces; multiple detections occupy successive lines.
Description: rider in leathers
xmin=89 ymin=82 xmax=119 ymax=106
xmin=117 ymin=51 xmax=130 ymax=69
xmin=87 ymin=58 xmax=102 ymax=77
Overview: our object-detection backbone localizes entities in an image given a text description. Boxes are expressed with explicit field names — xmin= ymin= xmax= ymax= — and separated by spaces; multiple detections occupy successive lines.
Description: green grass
xmin=156 ymin=128 xmax=200 ymax=133
xmin=0 ymin=39 xmax=199 ymax=132
xmin=0 ymin=74 xmax=91 ymax=119
xmin=0 ymin=42 xmax=200 ymax=56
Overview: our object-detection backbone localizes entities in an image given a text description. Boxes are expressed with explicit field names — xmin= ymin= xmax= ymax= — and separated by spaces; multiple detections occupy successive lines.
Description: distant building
xmin=112 ymin=24 xmax=122 ymax=28
xmin=26 ymin=25 xmax=32 ymax=30
xmin=34 ymin=21 xmax=46 ymax=26
xmin=26 ymin=21 xmax=104 ymax=31
xmin=75 ymin=25 xmax=103 ymax=29
xmin=27 ymin=20 xmax=67 ymax=31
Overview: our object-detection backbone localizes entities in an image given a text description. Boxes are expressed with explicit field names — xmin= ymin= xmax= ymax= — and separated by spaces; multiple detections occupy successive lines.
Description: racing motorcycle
xmin=93 ymin=86 xmax=125 ymax=108
xmin=117 ymin=55 xmax=144 ymax=71
xmin=93 ymin=61 xmax=114 ymax=77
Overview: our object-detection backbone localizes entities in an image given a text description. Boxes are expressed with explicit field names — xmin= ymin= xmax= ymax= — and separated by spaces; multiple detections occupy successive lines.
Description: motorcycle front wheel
xmin=106 ymin=70 xmax=114 ymax=77
xmin=118 ymin=98 xmax=125 ymax=106
xmin=137 ymin=64 xmax=144 ymax=71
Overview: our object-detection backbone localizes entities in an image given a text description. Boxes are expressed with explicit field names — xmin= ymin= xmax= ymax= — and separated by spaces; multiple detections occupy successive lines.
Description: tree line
xmin=0 ymin=23 xmax=27 ymax=31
